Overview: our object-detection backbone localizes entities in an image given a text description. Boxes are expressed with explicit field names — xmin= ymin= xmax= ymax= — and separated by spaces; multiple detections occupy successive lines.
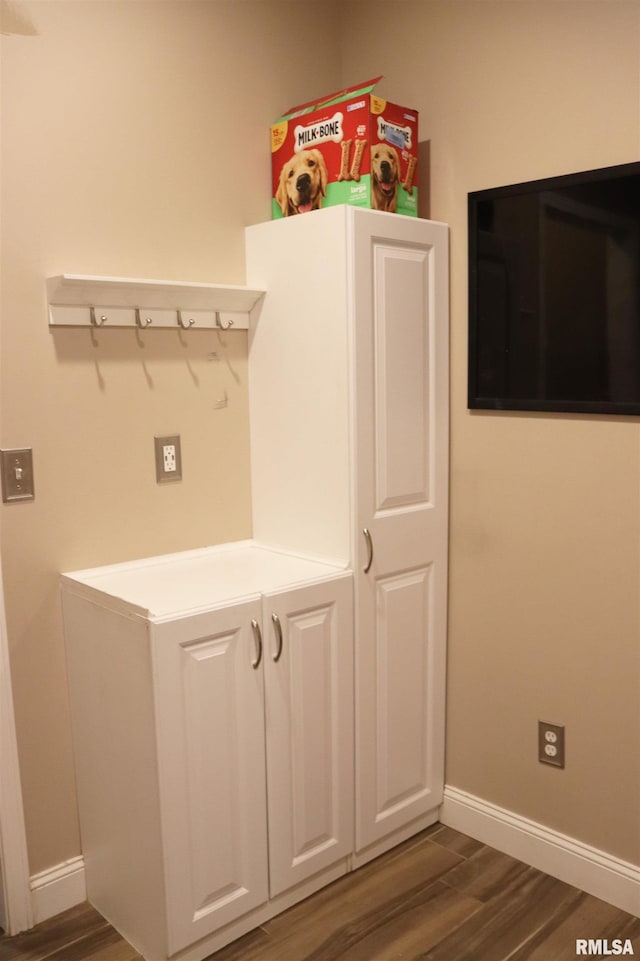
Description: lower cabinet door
xmin=152 ymin=599 xmax=269 ymax=955
xmin=263 ymin=574 xmax=354 ymax=897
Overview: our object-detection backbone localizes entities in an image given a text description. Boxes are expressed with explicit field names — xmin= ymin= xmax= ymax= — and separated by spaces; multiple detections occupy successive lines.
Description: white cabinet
xmin=61 ymin=208 xmax=448 ymax=960
xmin=246 ymin=207 xmax=449 ymax=862
xmin=62 ymin=543 xmax=353 ymax=961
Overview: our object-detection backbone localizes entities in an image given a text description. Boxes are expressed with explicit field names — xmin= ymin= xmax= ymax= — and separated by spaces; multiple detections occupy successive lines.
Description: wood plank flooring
xmin=1 ymin=825 xmax=639 ymax=961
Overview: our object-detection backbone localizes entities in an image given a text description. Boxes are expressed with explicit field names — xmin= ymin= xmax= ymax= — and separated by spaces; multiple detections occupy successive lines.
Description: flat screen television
xmin=468 ymin=161 xmax=640 ymax=415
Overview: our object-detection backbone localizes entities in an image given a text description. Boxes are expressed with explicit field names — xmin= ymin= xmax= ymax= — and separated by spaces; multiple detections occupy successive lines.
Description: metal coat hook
xmin=90 ymin=306 xmax=107 ymax=326
xmin=136 ymin=308 xmax=152 ymax=329
xmin=216 ymin=312 xmax=234 ymax=331
xmin=213 ymin=389 xmax=228 ymax=410
xmin=177 ymin=310 xmax=195 ymax=330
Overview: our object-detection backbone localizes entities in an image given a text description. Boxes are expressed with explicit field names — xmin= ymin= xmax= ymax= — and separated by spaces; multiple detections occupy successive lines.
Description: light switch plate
xmin=1 ymin=449 xmax=35 ymax=502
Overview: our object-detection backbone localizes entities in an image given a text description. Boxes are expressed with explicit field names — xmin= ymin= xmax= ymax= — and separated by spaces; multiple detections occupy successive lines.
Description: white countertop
xmin=61 ymin=540 xmax=348 ymax=620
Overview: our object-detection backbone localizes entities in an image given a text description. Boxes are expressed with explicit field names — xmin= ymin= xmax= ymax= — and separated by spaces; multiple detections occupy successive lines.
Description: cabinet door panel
xmin=367 ymin=566 xmax=433 ymax=826
xmin=354 ymin=214 xmax=449 ymax=852
xmin=263 ymin=575 xmax=353 ymax=897
xmin=374 ymin=244 xmax=431 ymax=511
xmin=152 ymin=602 xmax=268 ymax=954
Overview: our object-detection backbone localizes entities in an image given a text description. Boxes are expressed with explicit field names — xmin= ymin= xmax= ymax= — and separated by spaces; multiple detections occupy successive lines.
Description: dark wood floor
xmin=2 ymin=825 xmax=639 ymax=961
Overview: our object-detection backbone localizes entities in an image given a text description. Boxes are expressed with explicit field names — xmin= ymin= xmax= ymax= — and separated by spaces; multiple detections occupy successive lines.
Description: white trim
xmin=30 ymin=856 xmax=86 ymax=925
xmin=22 ymin=789 xmax=640 ymax=932
xmin=0 ymin=552 xmax=33 ymax=935
xmin=441 ymin=785 xmax=640 ymax=918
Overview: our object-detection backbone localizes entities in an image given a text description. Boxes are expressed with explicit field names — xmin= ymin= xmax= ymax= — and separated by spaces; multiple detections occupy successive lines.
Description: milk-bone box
xmin=271 ymin=77 xmax=419 ymax=219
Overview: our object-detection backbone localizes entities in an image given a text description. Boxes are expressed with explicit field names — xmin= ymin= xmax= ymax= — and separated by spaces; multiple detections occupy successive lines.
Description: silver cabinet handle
xmin=272 ymin=613 xmax=283 ymax=663
xmin=250 ymin=619 xmax=263 ymax=669
xmin=363 ymin=527 xmax=374 ymax=573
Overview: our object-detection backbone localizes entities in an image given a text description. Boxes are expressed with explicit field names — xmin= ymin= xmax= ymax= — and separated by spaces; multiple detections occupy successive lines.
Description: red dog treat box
xmin=271 ymin=77 xmax=419 ymax=219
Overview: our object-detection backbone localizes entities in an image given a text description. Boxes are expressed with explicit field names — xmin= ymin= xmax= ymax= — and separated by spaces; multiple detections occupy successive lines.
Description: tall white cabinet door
xmin=262 ymin=574 xmax=354 ymax=897
xmin=152 ymin=600 xmax=269 ymax=955
xmin=353 ymin=214 xmax=449 ymax=852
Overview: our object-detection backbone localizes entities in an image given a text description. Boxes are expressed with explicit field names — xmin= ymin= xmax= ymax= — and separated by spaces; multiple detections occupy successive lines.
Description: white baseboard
xmin=30 ymin=856 xmax=86 ymax=924
xmin=441 ymin=785 xmax=640 ymax=918
xmin=26 ymin=791 xmax=640 ymax=928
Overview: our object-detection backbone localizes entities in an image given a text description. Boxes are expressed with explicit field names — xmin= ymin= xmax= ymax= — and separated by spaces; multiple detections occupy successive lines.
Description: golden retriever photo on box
xmin=275 ymin=149 xmax=328 ymax=216
xmin=371 ymin=143 xmax=399 ymax=212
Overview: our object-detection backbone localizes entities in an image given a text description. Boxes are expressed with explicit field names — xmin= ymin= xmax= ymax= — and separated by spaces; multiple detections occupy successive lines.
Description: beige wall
xmin=1 ymin=0 xmax=639 ymax=881
xmin=342 ymin=0 xmax=640 ymax=864
xmin=0 ymin=0 xmax=341 ymax=873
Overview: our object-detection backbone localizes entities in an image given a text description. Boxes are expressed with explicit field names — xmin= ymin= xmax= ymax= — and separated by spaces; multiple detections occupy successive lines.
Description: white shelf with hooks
xmin=46 ymin=274 xmax=265 ymax=330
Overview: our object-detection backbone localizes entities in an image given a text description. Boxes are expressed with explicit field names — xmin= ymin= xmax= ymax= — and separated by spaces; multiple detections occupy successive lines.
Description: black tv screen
xmin=468 ymin=161 xmax=640 ymax=415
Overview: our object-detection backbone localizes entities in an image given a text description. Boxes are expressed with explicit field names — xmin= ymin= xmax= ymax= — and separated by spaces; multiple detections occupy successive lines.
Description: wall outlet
xmin=154 ymin=435 xmax=182 ymax=483
xmin=538 ymin=721 xmax=565 ymax=768
xmin=163 ymin=444 xmax=177 ymax=473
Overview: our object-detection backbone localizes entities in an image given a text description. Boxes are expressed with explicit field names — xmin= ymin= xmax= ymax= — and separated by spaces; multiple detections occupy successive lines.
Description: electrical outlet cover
xmin=154 ymin=435 xmax=182 ymax=483
xmin=538 ymin=721 xmax=565 ymax=768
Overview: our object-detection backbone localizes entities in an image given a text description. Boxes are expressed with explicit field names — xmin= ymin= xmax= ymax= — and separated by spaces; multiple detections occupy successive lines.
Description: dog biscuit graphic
xmin=350 ymin=139 xmax=367 ymax=182
xmin=337 ymin=139 xmax=352 ymax=182
xmin=402 ymin=155 xmax=417 ymax=195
